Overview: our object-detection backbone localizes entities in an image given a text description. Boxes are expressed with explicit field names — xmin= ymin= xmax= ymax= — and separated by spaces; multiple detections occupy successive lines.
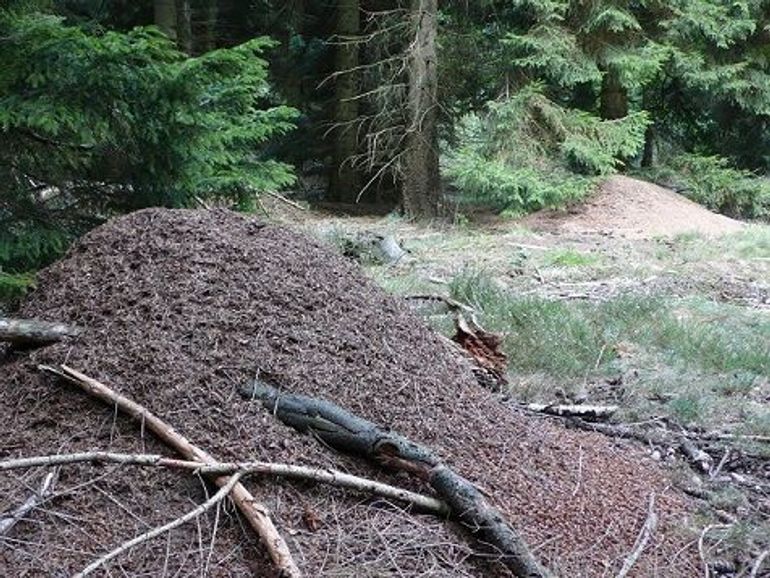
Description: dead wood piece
xmin=0 ymin=470 xmax=57 ymax=536
xmin=526 ymin=403 xmax=618 ymax=421
xmin=452 ymin=312 xmax=508 ymax=389
xmin=750 ymin=548 xmax=770 ymax=578
xmin=681 ymin=439 xmax=713 ymax=473
xmin=0 ymin=451 xmax=449 ymax=516
xmin=241 ymin=380 xmax=553 ymax=578
xmin=39 ymin=364 xmax=301 ymax=578
xmin=0 ymin=318 xmax=80 ymax=348
xmin=614 ymin=493 xmax=657 ymax=578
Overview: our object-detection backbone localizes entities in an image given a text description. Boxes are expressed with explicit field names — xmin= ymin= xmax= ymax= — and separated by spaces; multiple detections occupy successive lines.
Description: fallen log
xmin=240 ymin=380 xmax=553 ymax=578
xmin=39 ymin=364 xmax=301 ymax=578
xmin=0 ymin=318 xmax=80 ymax=348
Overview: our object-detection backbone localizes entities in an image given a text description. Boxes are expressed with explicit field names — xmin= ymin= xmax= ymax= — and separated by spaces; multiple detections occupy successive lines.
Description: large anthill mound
xmin=0 ymin=209 xmax=699 ymax=576
xmin=522 ymin=175 xmax=744 ymax=238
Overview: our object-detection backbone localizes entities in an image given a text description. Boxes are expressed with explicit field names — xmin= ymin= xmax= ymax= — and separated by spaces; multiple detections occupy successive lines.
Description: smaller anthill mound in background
xmin=522 ymin=175 xmax=745 ymax=238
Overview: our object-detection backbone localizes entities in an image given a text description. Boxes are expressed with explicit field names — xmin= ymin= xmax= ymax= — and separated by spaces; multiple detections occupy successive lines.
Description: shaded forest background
xmin=2 ymin=0 xmax=770 ymax=299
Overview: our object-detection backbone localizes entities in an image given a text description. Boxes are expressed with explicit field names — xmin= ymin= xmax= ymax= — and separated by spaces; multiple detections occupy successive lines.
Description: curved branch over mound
xmin=41 ymin=365 xmax=301 ymax=578
xmin=240 ymin=380 xmax=553 ymax=578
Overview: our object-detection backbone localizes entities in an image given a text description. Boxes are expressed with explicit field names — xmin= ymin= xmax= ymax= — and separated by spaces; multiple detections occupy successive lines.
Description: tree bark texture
xmin=201 ymin=0 xmax=219 ymax=52
xmin=642 ymin=123 xmax=656 ymax=167
xmin=175 ymin=0 xmax=193 ymax=54
xmin=330 ymin=0 xmax=361 ymax=202
xmin=0 ymin=318 xmax=80 ymax=348
xmin=600 ymin=67 xmax=629 ymax=120
xmin=241 ymin=380 xmax=553 ymax=578
xmin=281 ymin=0 xmax=305 ymax=105
xmin=154 ymin=0 xmax=178 ymax=41
xmin=402 ymin=0 xmax=441 ymax=219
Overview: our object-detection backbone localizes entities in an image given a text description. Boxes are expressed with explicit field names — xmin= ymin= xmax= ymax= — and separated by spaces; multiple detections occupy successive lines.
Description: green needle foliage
xmin=444 ymin=84 xmax=649 ymax=214
xmin=0 ymin=8 xmax=297 ymax=274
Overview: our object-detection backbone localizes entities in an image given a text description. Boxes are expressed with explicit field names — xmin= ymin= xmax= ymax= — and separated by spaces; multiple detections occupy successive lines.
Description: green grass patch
xmin=0 ymin=271 xmax=35 ymax=306
xmin=543 ymin=248 xmax=600 ymax=267
xmin=445 ymin=268 xmax=769 ymax=429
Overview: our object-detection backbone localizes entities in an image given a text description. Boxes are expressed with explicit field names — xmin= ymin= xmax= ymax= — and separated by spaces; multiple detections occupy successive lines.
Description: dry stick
xmin=263 ymin=191 xmax=307 ymax=211
xmin=241 ymin=380 xmax=553 ymax=578
xmin=0 ymin=318 xmax=80 ymax=347
xmin=38 ymin=364 xmax=302 ymax=578
xmin=614 ymin=493 xmax=657 ymax=578
xmin=0 ymin=470 xmax=57 ymax=536
xmin=0 ymin=451 xmax=449 ymax=516
xmin=698 ymin=524 xmax=732 ymax=578
xmin=750 ymin=549 xmax=770 ymax=578
xmin=525 ymin=403 xmax=618 ymax=420
xmin=75 ymin=473 xmax=243 ymax=578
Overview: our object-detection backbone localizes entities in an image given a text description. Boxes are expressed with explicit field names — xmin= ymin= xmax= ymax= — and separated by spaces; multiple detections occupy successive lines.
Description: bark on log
xmin=0 ymin=318 xmax=80 ymax=348
xmin=241 ymin=380 xmax=553 ymax=578
xmin=525 ymin=403 xmax=618 ymax=420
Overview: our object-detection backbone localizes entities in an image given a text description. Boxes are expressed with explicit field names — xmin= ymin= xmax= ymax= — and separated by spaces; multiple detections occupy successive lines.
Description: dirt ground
xmin=520 ymin=175 xmax=745 ymax=239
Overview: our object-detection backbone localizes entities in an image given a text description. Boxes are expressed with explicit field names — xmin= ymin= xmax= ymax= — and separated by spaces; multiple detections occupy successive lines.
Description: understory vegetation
xmin=448 ymin=267 xmax=769 ymax=434
xmin=357 ymin=222 xmax=770 ymax=445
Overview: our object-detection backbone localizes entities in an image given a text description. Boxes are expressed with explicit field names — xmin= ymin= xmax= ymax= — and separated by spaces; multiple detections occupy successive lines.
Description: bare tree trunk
xmin=154 ymin=0 xmax=178 ymax=41
xmin=201 ymin=0 xmax=218 ymax=52
xmin=600 ymin=67 xmax=629 ymax=120
xmin=402 ymin=0 xmax=441 ymax=219
xmin=330 ymin=0 xmax=361 ymax=203
xmin=282 ymin=0 xmax=305 ymax=104
xmin=175 ymin=0 xmax=192 ymax=54
xmin=642 ymin=123 xmax=656 ymax=168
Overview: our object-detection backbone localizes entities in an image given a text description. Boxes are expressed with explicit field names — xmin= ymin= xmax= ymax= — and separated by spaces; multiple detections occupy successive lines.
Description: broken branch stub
xmin=240 ymin=380 xmax=553 ymax=578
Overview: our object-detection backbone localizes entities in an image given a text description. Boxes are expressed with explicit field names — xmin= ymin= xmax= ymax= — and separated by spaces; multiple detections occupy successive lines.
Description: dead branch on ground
xmin=525 ymin=403 xmax=618 ymax=420
xmin=614 ymin=493 xmax=657 ymax=578
xmin=75 ymin=473 xmax=243 ymax=577
xmin=241 ymin=379 xmax=554 ymax=578
xmin=38 ymin=364 xmax=302 ymax=578
xmin=0 ymin=318 xmax=80 ymax=348
xmin=0 ymin=470 xmax=57 ymax=536
xmin=0 ymin=451 xmax=448 ymax=516
xmin=750 ymin=549 xmax=770 ymax=578
xmin=698 ymin=524 xmax=732 ymax=578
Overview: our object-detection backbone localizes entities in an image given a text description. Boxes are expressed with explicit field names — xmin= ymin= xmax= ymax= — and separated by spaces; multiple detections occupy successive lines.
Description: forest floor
xmin=285 ymin=175 xmax=770 ymax=574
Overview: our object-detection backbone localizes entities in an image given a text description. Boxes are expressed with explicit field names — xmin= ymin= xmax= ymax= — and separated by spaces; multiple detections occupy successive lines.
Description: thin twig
xmin=0 ymin=470 xmax=58 ymax=536
xmin=750 ymin=548 xmax=770 ymax=578
xmin=572 ymin=445 xmax=583 ymax=497
xmin=75 ymin=473 xmax=243 ymax=577
xmin=263 ymin=190 xmax=307 ymax=211
xmin=614 ymin=492 xmax=657 ymax=578
xmin=0 ymin=451 xmax=449 ymax=515
xmin=38 ymin=364 xmax=302 ymax=578
xmin=698 ymin=524 xmax=731 ymax=578
xmin=709 ymin=449 xmax=730 ymax=480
